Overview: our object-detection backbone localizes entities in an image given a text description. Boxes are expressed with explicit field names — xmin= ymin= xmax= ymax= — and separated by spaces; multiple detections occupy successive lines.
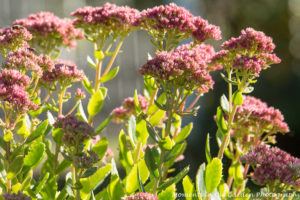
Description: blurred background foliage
xmin=0 ymin=0 xmax=299 ymax=186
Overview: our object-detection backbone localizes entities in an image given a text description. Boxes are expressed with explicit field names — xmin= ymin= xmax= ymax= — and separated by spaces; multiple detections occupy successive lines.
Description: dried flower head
xmin=54 ymin=115 xmax=94 ymax=147
xmin=3 ymin=192 xmax=32 ymax=200
xmin=122 ymin=192 xmax=158 ymax=200
xmin=0 ymin=26 xmax=32 ymax=57
xmin=13 ymin=12 xmax=84 ymax=53
xmin=233 ymin=96 xmax=289 ymax=141
xmin=241 ymin=145 xmax=300 ymax=187
xmin=41 ymin=61 xmax=84 ymax=86
xmin=71 ymin=3 xmax=141 ymax=39
xmin=141 ymin=3 xmax=221 ymax=43
xmin=111 ymin=94 xmax=148 ymax=123
xmin=74 ymin=151 xmax=99 ymax=169
xmin=211 ymin=28 xmax=280 ymax=77
xmin=139 ymin=42 xmax=219 ymax=93
xmin=0 ymin=69 xmax=37 ymax=113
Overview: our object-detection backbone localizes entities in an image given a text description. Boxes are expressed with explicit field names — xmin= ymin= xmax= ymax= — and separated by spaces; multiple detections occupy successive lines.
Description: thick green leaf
xmin=81 ymin=167 xmax=98 ymax=178
xmin=144 ymin=146 xmax=160 ymax=178
xmin=216 ymin=107 xmax=228 ymax=133
xmin=158 ymin=166 xmax=189 ymax=191
xmin=205 ymin=158 xmax=223 ymax=194
xmin=24 ymin=142 xmax=45 ymax=168
xmin=88 ymin=90 xmax=104 ymax=117
xmin=136 ymin=120 xmax=148 ymax=145
xmin=158 ymin=184 xmax=176 ymax=200
xmin=100 ymin=87 xmax=107 ymax=98
xmin=83 ymin=76 xmax=94 ymax=94
xmin=220 ymin=95 xmax=229 ymax=113
xmin=164 ymin=142 xmax=186 ymax=162
xmin=159 ymin=136 xmax=173 ymax=150
xmin=243 ymin=86 xmax=254 ymax=94
xmin=95 ymin=115 xmax=113 ymax=134
xmin=94 ymin=50 xmax=104 ymax=60
xmin=228 ymin=162 xmax=244 ymax=185
xmin=149 ymin=110 xmax=166 ymax=127
xmin=196 ymin=163 xmax=206 ymax=200
xmin=16 ymin=117 xmax=30 ymax=137
xmin=232 ymin=91 xmax=243 ymax=105
xmin=47 ymin=111 xmax=55 ymax=125
xmin=119 ymin=130 xmax=134 ymax=167
xmin=92 ymin=137 xmax=108 ymax=161
xmin=26 ymin=120 xmax=48 ymax=143
xmin=137 ymin=166 xmax=145 ymax=192
xmin=205 ymin=134 xmax=211 ymax=163
xmin=125 ymin=160 xmax=149 ymax=194
xmin=174 ymin=123 xmax=193 ymax=143
xmin=87 ymin=55 xmax=96 ymax=68
xmin=182 ymin=176 xmax=194 ymax=200
xmin=218 ymin=180 xmax=229 ymax=199
xmin=145 ymin=121 xmax=160 ymax=143
xmin=100 ymin=66 xmax=119 ymax=83
xmin=109 ymin=174 xmax=124 ymax=200
xmin=77 ymin=101 xmax=88 ymax=122
xmin=128 ymin=115 xmax=137 ymax=146
xmin=56 ymin=159 xmax=71 ymax=175
xmin=52 ymin=128 xmax=64 ymax=145
xmin=20 ymin=170 xmax=33 ymax=191
xmin=80 ymin=164 xmax=111 ymax=199
xmin=33 ymin=173 xmax=49 ymax=195
xmin=134 ymin=90 xmax=142 ymax=113
xmin=7 ymin=155 xmax=24 ymax=180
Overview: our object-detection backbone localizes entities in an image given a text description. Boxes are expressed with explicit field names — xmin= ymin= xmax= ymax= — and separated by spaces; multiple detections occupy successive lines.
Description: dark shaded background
xmin=0 ymin=0 xmax=299 ymax=188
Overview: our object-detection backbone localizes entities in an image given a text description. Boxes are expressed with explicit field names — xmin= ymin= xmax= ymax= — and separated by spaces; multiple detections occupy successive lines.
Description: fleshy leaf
xmin=173 ymin=123 xmax=193 ymax=143
xmin=205 ymin=158 xmax=223 ymax=194
xmin=88 ymin=90 xmax=104 ymax=117
xmin=100 ymin=66 xmax=119 ymax=83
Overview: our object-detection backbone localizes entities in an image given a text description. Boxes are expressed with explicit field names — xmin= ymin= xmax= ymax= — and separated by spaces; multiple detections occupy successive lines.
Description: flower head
xmin=41 ymin=61 xmax=84 ymax=86
xmin=13 ymin=12 xmax=84 ymax=53
xmin=3 ymin=48 xmax=51 ymax=76
xmin=74 ymin=88 xmax=86 ymax=100
xmin=233 ymin=96 xmax=289 ymax=141
xmin=54 ymin=115 xmax=94 ymax=147
xmin=139 ymin=42 xmax=219 ymax=93
xmin=241 ymin=145 xmax=300 ymax=187
xmin=74 ymin=151 xmax=99 ymax=169
xmin=122 ymin=193 xmax=158 ymax=200
xmin=141 ymin=3 xmax=221 ymax=43
xmin=71 ymin=3 xmax=141 ymax=39
xmin=211 ymin=28 xmax=280 ymax=77
xmin=0 ymin=26 xmax=32 ymax=57
xmin=3 ymin=192 xmax=32 ymax=200
xmin=111 ymin=95 xmax=148 ymax=123
xmin=0 ymin=69 xmax=37 ymax=113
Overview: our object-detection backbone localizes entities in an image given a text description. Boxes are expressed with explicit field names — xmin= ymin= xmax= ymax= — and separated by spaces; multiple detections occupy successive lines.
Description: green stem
xmin=72 ymin=164 xmax=81 ymax=200
xmin=94 ymin=42 xmax=103 ymax=92
xmin=6 ymin=141 xmax=11 ymax=192
xmin=102 ymin=37 xmax=124 ymax=77
xmin=66 ymin=101 xmax=80 ymax=116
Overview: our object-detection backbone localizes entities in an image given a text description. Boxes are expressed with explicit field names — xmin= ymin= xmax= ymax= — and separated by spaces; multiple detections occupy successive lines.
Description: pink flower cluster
xmin=211 ymin=28 xmax=281 ymax=76
xmin=141 ymin=3 xmax=221 ymax=42
xmin=233 ymin=96 xmax=289 ymax=139
xmin=122 ymin=193 xmax=158 ymax=200
xmin=74 ymin=88 xmax=86 ymax=100
xmin=0 ymin=26 xmax=32 ymax=56
xmin=111 ymin=95 xmax=148 ymax=123
xmin=54 ymin=115 xmax=94 ymax=147
xmin=3 ymin=48 xmax=53 ymax=76
xmin=0 ymin=69 xmax=37 ymax=113
xmin=3 ymin=192 xmax=31 ymax=200
xmin=41 ymin=61 xmax=84 ymax=86
xmin=71 ymin=3 xmax=141 ymax=38
xmin=13 ymin=12 xmax=84 ymax=51
xmin=241 ymin=145 xmax=300 ymax=187
xmin=139 ymin=42 xmax=220 ymax=93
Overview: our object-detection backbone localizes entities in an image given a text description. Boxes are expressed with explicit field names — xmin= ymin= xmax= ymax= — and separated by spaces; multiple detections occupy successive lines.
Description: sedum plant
xmin=0 ymin=2 xmax=298 ymax=200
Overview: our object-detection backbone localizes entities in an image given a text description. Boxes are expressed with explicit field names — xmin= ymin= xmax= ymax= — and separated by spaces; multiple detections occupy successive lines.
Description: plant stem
xmin=72 ymin=164 xmax=81 ymax=200
xmin=184 ymin=94 xmax=201 ymax=112
xmin=66 ymin=101 xmax=80 ymax=116
xmin=6 ymin=142 xmax=11 ymax=192
xmin=94 ymin=42 xmax=103 ymax=91
xmin=217 ymin=104 xmax=238 ymax=160
xmin=102 ymin=37 xmax=124 ymax=77
xmin=154 ymin=90 xmax=176 ymax=194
